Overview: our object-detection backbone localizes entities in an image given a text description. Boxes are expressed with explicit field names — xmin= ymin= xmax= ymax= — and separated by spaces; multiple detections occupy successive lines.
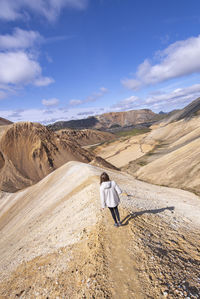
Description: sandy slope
xmin=0 ymin=125 xmax=11 ymax=139
xmin=0 ymin=161 xmax=200 ymax=298
xmin=135 ymin=117 xmax=200 ymax=194
xmin=94 ymin=116 xmax=200 ymax=195
xmin=144 ymin=117 xmax=200 ymax=147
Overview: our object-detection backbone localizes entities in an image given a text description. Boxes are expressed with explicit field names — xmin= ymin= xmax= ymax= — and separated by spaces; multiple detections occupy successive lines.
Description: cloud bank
xmin=0 ymin=0 xmax=88 ymax=22
xmin=145 ymin=83 xmax=200 ymax=107
xmin=69 ymin=87 xmax=108 ymax=106
xmin=1 ymin=83 xmax=200 ymax=123
xmin=42 ymin=98 xmax=59 ymax=106
xmin=112 ymin=96 xmax=140 ymax=110
xmin=111 ymin=82 xmax=200 ymax=112
xmin=122 ymin=35 xmax=200 ymax=90
xmin=1 ymin=106 xmax=107 ymax=124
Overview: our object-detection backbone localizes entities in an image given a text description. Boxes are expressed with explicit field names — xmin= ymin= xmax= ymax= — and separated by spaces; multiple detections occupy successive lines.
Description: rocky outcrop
xmin=57 ymin=129 xmax=115 ymax=146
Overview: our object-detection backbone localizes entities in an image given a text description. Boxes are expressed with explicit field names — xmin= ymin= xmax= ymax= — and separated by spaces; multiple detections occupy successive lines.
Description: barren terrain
xmin=0 ymin=162 xmax=199 ymax=298
xmin=93 ymin=133 xmax=153 ymax=168
xmin=94 ymin=116 xmax=200 ymax=196
xmin=0 ymin=122 xmax=118 ymax=193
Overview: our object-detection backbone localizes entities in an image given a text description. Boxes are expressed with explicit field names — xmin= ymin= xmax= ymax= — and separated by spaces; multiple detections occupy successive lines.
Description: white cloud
xmin=34 ymin=76 xmax=55 ymax=86
xmin=122 ymin=35 xmax=200 ymax=90
xmin=0 ymin=51 xmax=41 ymax=85
xmin=0 ymin=29 xmax=54 ymax=98
xmin=145 ymin=83 xmax=200 ymax=106
xmin=2 ymin=82 xmax=200 ymax=123
xmin=100 ymin=87 xmax=108 ymax=93
xmin=70 ymin=99 xmax=82 ymax=106
xmin=0 ymin=1 xmax=21 ymax=21
xmin=0 ymin=51 xmax=53 ymax=87
xmin=0 ymin=28 xmax=42 ymax=50
xmin=112 ymin=96 xmax=140 ymax=110
xmin=0 ymin=106 xmax=107 ymax=124
xmin=69 ymin=86 xmax=108 ymax=106
xmin=112 ymin=82 xmax=200 ymax=113
xmin=0 ymin=0 xmax=88 ymax=22
xmin=42 ymin=98 xmax=59 ymax=106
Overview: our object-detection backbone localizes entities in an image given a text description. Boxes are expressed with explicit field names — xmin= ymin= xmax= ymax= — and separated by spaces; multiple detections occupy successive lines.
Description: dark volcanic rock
xmin=0 ymin=117 xmax=13 ymax=126
xmin=48 ymin=117 xmax=99 ymax=131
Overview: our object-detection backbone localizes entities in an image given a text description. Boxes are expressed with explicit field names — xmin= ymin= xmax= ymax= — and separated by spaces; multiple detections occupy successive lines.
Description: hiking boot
xmin=114 ymin=223 xmax=118 ymax=227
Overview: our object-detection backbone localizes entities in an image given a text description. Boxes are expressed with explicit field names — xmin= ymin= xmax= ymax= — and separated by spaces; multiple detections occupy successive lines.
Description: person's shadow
xmin=121 ymin=206 xmax=175 ymax=226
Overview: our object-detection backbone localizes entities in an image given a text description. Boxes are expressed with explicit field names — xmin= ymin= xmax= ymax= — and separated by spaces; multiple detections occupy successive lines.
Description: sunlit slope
xmin=1 ymin=160 xmax=200 ymax=298
xmin=136 ymin=117 xmax=200 ymax=194
xmin=0 ymin=161 xmax=101 ymax=281
xmin=1 ymin=161 xmax=200 ymax=281
xmin=145 ymin=117 xmax=200 ymax=148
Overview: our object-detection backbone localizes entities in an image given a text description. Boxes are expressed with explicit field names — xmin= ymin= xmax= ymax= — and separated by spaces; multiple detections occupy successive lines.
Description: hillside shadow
xmin=121 ymin=206 xmax=175 ymax=226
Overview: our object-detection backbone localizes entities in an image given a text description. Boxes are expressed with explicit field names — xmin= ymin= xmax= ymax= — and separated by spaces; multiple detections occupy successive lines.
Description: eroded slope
xmin=0 ymin=122 xmax=93 ymax=192
xmin=57 ymin=128 xmax=115 ymax=146
xmin=135 ymin=117 xmax=200 ymax=194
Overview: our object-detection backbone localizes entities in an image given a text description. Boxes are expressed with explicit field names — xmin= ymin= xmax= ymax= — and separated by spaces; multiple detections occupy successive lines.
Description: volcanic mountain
xmin=48 ymin=109 xmax=163 ymax=131
xmin=0 ymin=122 xmax=113 ymax=192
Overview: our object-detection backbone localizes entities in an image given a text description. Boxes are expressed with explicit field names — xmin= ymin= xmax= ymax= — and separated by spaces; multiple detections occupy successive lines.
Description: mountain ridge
xmin=47 ymin=109 xmax=165 ymax=131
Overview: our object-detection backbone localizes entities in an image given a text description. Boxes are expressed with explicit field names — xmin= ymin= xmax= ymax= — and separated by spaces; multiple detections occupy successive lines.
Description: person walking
xmin=100 ymin=172 xmax=122 ymax=227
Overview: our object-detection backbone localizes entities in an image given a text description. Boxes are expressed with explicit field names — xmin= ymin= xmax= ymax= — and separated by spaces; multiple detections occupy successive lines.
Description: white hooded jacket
xmin=100 ymin=180 xmax=122 ymax=208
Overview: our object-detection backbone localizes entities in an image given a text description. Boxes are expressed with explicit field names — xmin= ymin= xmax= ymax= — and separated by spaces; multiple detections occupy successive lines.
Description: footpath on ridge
xmin=0 ymin=162 xmax=200 ymax=298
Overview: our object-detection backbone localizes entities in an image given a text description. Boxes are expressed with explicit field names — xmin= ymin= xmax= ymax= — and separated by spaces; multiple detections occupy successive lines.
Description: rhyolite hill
xmin=47 ymin=109 xmax=166 ymax=131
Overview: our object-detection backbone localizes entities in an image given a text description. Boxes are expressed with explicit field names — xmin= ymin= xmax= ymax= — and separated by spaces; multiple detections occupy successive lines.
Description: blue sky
xmin=1 ymin=0 xmax=200 ymax=123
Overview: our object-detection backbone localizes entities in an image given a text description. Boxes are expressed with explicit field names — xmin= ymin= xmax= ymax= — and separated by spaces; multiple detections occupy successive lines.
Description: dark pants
xmin=108 ymin=206 xmax=120 ymax=223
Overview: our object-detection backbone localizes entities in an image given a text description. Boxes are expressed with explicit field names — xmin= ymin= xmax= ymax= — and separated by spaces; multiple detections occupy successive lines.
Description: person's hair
xmin=100 ymin=172 xmax=110 ymax=184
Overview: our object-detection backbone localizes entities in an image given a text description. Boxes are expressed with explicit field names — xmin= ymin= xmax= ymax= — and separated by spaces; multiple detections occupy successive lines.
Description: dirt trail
xmin=1 ymin=206 xmax=199 ymax=298
xmin=0 ymin=162 xmax=200 ymax=298
xmin=99 ymin=207 xmax=200 ymax=298
xmin=101 ymin=209 xmax=143 ymax=299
